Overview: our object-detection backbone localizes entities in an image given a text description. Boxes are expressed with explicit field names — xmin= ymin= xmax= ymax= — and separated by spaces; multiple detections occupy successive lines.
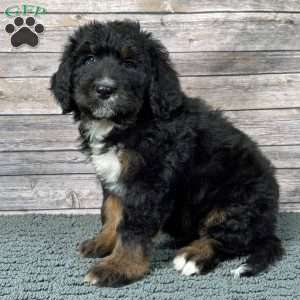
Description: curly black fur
xmin=51 ymin=20 xmax=283 ymax=286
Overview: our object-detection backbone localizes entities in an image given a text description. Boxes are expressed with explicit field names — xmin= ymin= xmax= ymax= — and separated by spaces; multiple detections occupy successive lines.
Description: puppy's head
xmin=51 ymin=20 xmax=182 ymax=125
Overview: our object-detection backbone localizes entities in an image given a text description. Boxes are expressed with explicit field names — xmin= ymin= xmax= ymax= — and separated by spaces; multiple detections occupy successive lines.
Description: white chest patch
xmin=85 ymin=120 xmax=124 ymax=194
xmin=92 ymin=148 xmax=121 ymax=185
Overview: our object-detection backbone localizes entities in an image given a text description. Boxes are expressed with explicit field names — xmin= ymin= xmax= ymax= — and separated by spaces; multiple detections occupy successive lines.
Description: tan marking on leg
xmin=174 ymin=238 xmax=220 ymax=276
xmin=177 ymin=238 xmax=218 ymax=261
xmin=189 ymin=238 xmax=218 ymax=260
xmin=109 ymin=237 xmax=149 ymax=278
xmin=94 ymin=195 xmax=123 ymax=255
xmin=79 ymin=195 xmax=123 ymax=257
xmin=84 ymin=236 xmax=149 ymax=286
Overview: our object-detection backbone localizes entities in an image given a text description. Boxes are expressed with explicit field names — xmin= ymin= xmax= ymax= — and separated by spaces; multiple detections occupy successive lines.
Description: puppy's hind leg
xmin=173 ymin=237 xmax=221 ymax=276
xmin=231 ymin=235 xmax=284 ymax=278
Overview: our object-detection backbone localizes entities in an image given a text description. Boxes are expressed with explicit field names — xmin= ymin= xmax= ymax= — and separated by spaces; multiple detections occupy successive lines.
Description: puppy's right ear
xmin=50 ymin=42 xmax=76 ymax=114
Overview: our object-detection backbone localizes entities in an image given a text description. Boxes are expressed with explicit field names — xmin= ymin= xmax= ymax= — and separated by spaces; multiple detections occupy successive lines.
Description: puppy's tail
xmin=231 ymin=235 xmax=284 ymax=278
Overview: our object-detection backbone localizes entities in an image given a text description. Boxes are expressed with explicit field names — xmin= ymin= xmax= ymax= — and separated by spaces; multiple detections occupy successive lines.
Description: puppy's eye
xmin=84 ymin=55 xmax=96 ymax=65
xmin=122 ymin=60 xmax=137 ymax=69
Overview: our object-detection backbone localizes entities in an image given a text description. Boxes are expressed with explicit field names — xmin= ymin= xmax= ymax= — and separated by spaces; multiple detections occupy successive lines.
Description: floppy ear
xmin=147 ymin=38 xmax=183 ymax=119
xmin=50 ymin=39 xmax=77 ymax=114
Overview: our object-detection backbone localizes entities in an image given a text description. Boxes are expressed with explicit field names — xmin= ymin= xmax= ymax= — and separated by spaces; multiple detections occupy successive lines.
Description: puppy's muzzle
xmin=95 ymin=78 xmax=117 ymax=100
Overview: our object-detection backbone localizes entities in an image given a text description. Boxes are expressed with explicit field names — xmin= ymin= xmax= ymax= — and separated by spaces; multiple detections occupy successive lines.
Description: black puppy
xmin=51 ymin=20 xmax=283 ymax=287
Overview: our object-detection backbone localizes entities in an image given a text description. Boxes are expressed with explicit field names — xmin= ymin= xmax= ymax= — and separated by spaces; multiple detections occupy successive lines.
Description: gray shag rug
xmin=0 ymin=213 xmax=299 ymax=300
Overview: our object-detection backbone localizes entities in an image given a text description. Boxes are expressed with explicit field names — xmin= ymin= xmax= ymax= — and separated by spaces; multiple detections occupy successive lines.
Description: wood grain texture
xmin=0 ymin=209 xmax=101 ymax=215
xmin=2 ymin=51 xmax=300 ymax=77
xmin=0 ymin=203 xmax=298 ymax=214
xmin=278 ymin=203 xmax=300 ymax=213
xmin=0 ymin=170 xmax=297 ymax=211
xmin=0 ymin=151 xmax=93 ymax=175
xmin=1 ymin=1 xmax=299 ymax=213
xmin=276 ymin=169 xmax=300 ymax=204
xmin=0 ymin=78 xmax=54 ymax=114
xmin=182 ymin=74 xmax=300 ymax=110
xmin=1 ymin=13 xmax=300 ymax=52
xmin=261 ymin=146 xmax=300 ymax=169
xmin=225 ymin=109 xmax=300 ymax=145
xmin=1 ymin=0 xmax=300 ymax=13
xmin=0 ymin=115 xmax=79 ymax=151
xmin=0 ymin=146 xmax=299 ymax=176
xmin=0 ymin=174 xmax=102 ymax=210
xmin=0 ymin=110 xmax=299 ymax=151
xmin=173 ymin=51 xmax=300 ymax=76
xmin=1 ymin=74 xmax=300 ymax=114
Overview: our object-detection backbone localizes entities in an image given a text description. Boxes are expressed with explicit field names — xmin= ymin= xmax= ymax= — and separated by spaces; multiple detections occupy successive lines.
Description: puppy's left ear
xmin=147 ymin=38 xmax=183 ymax=119
xmin=50 ymin=40 xmax=77 ymax=114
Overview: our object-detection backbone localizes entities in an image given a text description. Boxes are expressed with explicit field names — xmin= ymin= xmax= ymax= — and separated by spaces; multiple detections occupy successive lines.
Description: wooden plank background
xmin=0 ymin=0 xmax=299 ymax=214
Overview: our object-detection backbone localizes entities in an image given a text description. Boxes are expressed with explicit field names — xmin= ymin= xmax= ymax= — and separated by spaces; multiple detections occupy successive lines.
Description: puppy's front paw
xmin=78 ymin=238 xmax=113 ymax=258
xmin=83 ymin=245 xmax=149 ymax=288
xmin=84 ymin=261 xmax=132 ymax=287
xmin=78 ymin=239 xmax=97 ymax=257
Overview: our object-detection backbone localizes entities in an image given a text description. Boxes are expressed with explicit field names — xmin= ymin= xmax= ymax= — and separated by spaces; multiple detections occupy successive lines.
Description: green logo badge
xmin=4 ymin=4 xmax=47 ymax=47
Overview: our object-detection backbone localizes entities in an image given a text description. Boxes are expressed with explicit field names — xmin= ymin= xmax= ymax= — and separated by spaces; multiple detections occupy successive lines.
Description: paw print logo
xmin=5 ymin=17 xmax=44 ymax=47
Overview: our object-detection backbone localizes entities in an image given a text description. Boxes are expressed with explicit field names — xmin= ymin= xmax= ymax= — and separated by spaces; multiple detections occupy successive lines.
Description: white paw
xmin=83 ymin=272 xmax=98 ymax=285
xmin=173 ymin=254 xmax=199 ymax=276
xmin=181 ymin=261 xmax=200 ymax=276
xmin=173 ymin=254 xmax=187 ymax=271
xmin=230 ymin=264 xmax=250 ymax=279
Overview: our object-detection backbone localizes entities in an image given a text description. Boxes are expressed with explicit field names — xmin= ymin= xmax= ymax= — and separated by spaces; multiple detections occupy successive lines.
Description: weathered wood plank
xmin=0 ymin=209 xmax=101 ymax=215
xmin=278 ymin=203 xmax=300 ymax=213
xmin=0 ymin=146 xmax=299 ymax=176
xmin=174 ymin=51 xmax=300 ymax=76
xmin=1 ymin=74 xmax=300 ymax=114
xmin=0 ymin=109 xmax=299 ymax=151
xmin=0 ymin=151 xmax=93 ymax=175
xmin=261 ymin=146 xmax=300 ymax=169
xmin=2 ymin=51 xmax=300 ymax=77
xmin=226 ymin=109 xmax=300 ymax=145
xmin=276 ymin=170 xmax=300 ymax=204
xmin=1 ymin=204 xmax=298 ymax=215
xmin=0 ymin=170 xmax=297 ymax=211
xmin=0 ymin=115 xmax=79 ymax=151
xmin=182 ymin=75 xmax=300 ymax=110
xmin=1 ymin=13 xmax=300 ymax=52
xmin=0 ymin=78 xmax=54 ymax=114
xmin=1 ymin=0 xmax=299 ymax=13
xmin=0 ymin=174 xmax=102 ymax=210
xmin=0 ymin=204 xmax=298 ymax=215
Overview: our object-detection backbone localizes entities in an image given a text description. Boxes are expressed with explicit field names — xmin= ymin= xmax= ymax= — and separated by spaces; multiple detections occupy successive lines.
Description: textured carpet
xmin=0 ymin=213 xmax=299 ymax=300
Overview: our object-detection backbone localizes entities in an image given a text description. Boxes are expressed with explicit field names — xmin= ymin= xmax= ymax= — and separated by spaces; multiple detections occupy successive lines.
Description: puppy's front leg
xmin=84 ymin=185 xmax=164 ymax=287
xmin=78 ymin=194 xmax=122 ymax=258
xmin=84 ymin=235 xmax=150 ymax=287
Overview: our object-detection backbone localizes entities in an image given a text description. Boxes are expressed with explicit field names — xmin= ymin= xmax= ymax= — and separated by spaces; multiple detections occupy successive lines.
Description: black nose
xmin=95 ymin=79 xmax=116 ymax=100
